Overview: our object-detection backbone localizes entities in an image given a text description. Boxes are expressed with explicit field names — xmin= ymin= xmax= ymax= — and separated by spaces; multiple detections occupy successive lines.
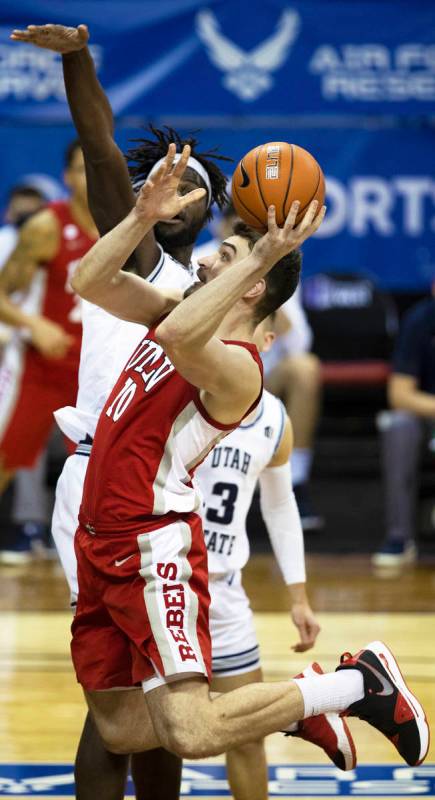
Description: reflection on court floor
xmin=1 ymin=763 xmax=435 ymax=797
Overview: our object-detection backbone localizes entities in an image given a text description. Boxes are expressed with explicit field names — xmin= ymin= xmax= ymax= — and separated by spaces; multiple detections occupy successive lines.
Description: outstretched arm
xmin=259 ymin=416 xmax=320 ymax=652
xmin=11 ymin=24 xmax=160 ymax=274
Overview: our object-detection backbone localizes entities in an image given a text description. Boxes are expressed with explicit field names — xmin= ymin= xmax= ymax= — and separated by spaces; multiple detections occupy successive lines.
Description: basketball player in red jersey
xmin=68 ymin=147 xmax=428 ymax=770
xmin=0 ymin=141 xmax=97 ymax=499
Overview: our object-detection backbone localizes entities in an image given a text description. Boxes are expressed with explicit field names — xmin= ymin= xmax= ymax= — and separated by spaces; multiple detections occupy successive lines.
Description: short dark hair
xmin=233 ymin=221 xmax=301 ymax=324
xmin=126 ymin=124 xmax=232 ymax=221
xmin=8 ymin=185 xmax=45 ymax=203
xmin=64 ymin=139 xmax=82 ymax=168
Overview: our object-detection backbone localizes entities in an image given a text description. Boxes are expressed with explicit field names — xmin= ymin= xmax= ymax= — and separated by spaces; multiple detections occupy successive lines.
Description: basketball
xmin=231 ymin=141 xmax=325 ymax=231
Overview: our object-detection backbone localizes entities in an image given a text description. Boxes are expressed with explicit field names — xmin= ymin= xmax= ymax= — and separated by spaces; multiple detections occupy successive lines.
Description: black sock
xmin=131 ymin=748 xmax=182 ymax=800
xmin=75 ymin=711 xmax=129 ymax=800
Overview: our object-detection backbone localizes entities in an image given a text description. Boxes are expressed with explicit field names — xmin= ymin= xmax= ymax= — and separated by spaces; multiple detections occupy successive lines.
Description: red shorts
xmin=0 ymin=347 xmax=78 ymax=470
xmin=71 ymin=513 xmax=212 ymax=691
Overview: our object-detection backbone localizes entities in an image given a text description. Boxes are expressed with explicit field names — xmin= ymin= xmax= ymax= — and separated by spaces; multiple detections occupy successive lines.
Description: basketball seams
xmin=233 ymin=184 xmax=265 ymax=229
xmin=282 ymin=144 xmax=295 ymax=221
xmin=232 ymin=142 xmax=324 ymax=230
xmin=295 ymin=163 xmax=322 ymax=223
xmin=255 ymin=147 xmax=270 ymax=216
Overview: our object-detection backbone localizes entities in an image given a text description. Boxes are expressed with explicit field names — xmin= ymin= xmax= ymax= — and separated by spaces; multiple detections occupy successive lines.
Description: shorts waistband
xmin=75 ymin=434 xmax=94 ymax=457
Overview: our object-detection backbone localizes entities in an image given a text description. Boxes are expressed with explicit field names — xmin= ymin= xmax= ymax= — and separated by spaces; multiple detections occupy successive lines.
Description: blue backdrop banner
xmin=0 ymin=121 xmax=433 ymax=290
xmin=1 ymin=0 xmax=435 ymax=120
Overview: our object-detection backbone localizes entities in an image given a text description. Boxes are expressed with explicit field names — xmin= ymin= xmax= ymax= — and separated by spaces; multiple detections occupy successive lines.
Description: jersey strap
xmin=194 ymin=340 xmax=263 ymax=431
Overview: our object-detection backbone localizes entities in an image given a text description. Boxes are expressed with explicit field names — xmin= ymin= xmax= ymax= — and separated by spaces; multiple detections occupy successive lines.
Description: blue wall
xmin=1 ymin=0 xmax=434 ymax=289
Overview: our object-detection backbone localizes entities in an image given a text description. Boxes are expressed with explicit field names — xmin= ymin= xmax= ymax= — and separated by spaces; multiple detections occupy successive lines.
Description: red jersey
xmin=35 ymin=200 xmax=96 ymax=371
xmin=79 ymin=324 xmax=263 ymax=534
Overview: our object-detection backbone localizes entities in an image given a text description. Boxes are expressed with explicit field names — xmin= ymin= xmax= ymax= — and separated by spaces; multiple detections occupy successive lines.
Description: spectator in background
xmin=194 ymin=204 xmax=323 ymax=531
xmin=372 ymin=287 xmax=435 ymax=568
xmin=0 ymin=142 xmax=98 ymax=563
xmin=0 ymin=185 xmax=46 ymax=272
xmin=0 ymin=184 xmax=51 ymax=561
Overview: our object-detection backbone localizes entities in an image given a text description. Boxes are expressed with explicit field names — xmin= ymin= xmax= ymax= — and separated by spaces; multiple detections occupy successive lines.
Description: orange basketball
xmin=231 ymin=141 xmax=325 ymax=231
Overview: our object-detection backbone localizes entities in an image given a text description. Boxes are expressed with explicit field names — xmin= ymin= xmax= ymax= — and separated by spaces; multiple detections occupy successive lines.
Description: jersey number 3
xmin=206 ymin=482 xmax=239 ymax=526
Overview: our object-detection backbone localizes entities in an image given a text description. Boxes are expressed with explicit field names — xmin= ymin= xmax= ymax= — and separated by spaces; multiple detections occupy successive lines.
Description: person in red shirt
xmin=0 ymin=141 xmax=97 ymax=558
xmin=69 ymin=146 xmax=427 ymax=771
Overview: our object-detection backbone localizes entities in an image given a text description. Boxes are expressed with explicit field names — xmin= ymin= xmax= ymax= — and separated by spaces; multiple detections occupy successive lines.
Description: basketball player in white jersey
xmin=12 ymin=21 xmax=233 ymax=800
xmin=196 ymin=317 xmax=355 ymax=800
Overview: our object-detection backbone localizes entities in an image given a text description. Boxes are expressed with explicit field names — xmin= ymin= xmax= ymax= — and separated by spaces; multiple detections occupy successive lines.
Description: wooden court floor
xmin=1 ymin=554 xmax=434 ymax=799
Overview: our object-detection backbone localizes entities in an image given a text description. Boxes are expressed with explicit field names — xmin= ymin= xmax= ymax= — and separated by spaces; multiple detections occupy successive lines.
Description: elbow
xmin=70 ymin=270 xmax=96 ymax=302
xmin=70 ymin=272 xmax=87 ymax=299
xmin=155 ymin=320 xmax=183 ymax=355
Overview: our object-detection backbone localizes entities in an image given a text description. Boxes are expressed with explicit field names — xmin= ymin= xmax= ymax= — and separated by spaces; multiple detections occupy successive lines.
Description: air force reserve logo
xmin=196 ymin=8 xmax=301 ymax=102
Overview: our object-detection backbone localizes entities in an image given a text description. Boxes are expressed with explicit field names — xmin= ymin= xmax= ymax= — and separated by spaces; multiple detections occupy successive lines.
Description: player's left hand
xmin=290 ymin=601 xmax=321 ymax=652
xmin=10 ymin=24 xmax=89 ymax=53
xmin=134 ymin=144 xmax=206 ymax=224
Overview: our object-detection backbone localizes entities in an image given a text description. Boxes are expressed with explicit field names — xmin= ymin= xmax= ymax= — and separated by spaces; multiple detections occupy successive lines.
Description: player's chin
xmin=183 ymin=281 xmax=204 ymax=299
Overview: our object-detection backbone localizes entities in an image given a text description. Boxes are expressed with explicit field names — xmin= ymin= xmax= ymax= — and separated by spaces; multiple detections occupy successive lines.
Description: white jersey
xmin=54 ymin=246 xmax=193 ymax=443
xmin=196 ymin=389 xmax=286 ymax=577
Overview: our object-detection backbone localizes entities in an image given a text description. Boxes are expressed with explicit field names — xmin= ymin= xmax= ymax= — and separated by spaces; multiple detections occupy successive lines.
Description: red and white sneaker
xmin=337 ymin=641 xmax=430 ymax=766
xmin=287 ymin=662 xmax=357 ymax=771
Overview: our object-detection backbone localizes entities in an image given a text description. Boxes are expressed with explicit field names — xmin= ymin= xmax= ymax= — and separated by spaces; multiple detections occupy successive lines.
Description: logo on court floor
xmin=1 ymin=764 xmax=435 ymax=796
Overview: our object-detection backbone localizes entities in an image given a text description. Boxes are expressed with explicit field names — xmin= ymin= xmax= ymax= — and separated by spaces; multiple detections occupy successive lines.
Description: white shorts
xmin=0 ymin=336 xmax=25 ymax=439
xmin=52 ymin=451 xmax=88 ymax=602
xmin=209 ymin=570 xmax=260 ymax=678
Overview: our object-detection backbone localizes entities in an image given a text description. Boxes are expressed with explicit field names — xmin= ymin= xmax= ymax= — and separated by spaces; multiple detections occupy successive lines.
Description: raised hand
xmin=253 ymin=199 xmax=326 ymax=267
xmin=10 ymin=23 xmax=89 ymax=53
xmin=134 ymin=144 xmax=206 ymax=224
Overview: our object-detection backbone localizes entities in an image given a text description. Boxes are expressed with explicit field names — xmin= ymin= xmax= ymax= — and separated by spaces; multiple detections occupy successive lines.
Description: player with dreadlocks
xmin=11 ymin=21 xmax=351 ymax=800
xmin=10 ymin=21 xmax=232 ymax=800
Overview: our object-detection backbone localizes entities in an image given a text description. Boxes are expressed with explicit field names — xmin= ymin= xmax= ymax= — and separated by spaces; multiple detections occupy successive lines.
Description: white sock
xmin=291 ymin=448 xmax=313 ymax=486
xmin=293 ymin=670 xmax=364 ymax=719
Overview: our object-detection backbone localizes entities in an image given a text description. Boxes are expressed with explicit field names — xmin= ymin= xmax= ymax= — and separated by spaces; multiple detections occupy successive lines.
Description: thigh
xmin=0 ymin=337 xmax=25 ymax=440
xmin=52 ymin=454 xmax=88 ymax=600
xmin=211 ymin=666 xmax=263 ymax=694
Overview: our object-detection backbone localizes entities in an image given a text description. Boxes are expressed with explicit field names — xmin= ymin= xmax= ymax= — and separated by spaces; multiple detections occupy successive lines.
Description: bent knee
xmin=228 ymin=739 xmax=265 ymax=760
xmin=164 ymin=726 xmax=210 ymax=760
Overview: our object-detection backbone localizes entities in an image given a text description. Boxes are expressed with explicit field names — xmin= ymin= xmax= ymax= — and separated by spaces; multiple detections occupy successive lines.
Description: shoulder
xmin=20 ymin=208 xmax=59 ymax=241
xmin=266 ymin=413 xmax=293 ymax=467
xmin=16 ymin=208 xmax=60 ymax=262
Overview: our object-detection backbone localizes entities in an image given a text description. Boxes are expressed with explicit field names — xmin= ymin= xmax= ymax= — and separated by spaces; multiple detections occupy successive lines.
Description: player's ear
xmin=244 ymin=278 xmax=265 ymax=300
xmin=262 ymin=331 xmax=276 ymax=353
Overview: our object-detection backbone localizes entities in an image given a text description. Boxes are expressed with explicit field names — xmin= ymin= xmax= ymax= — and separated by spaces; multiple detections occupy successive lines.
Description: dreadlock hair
xmin=126 ymin=124 xmax=232 ymax=221
xmin=233 ymin=221 xmax=302 ymax=325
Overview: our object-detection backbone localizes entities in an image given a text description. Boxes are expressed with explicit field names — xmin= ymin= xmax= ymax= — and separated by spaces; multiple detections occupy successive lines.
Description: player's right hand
xmin=252 ymin=199 xmax=326 ymax=267
xmin=28 ymin=317 xmax=74 ymax=360
xmin=10 ymin=24 xmax=89 ymax=53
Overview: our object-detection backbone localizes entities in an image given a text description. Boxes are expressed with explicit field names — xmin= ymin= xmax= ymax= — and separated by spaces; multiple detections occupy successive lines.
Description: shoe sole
xmin=365 ymin=640 xmax=430 ymax=765
xmin=326 ymin=713 xmax=356 ymax=770
xmin=306 ymin=662 xmax=356 ymax=771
